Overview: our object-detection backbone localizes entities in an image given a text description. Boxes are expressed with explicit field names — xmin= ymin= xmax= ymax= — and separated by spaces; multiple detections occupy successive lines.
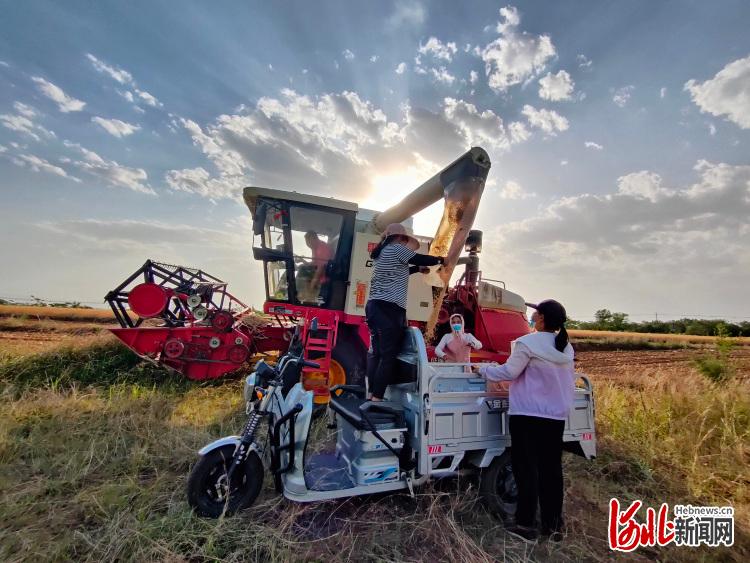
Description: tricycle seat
xmin=329 ymin=396 xmax=404 ymax=430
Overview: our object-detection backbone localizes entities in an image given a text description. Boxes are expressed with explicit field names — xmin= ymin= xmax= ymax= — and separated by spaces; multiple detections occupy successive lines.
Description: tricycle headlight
xmin=243 ymin=373 xmax=257 ymax=403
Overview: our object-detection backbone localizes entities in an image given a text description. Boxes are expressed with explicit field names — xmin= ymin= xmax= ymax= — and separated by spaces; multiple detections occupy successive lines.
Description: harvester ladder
xmin=301 ymin=312 xmax=339 ymax=391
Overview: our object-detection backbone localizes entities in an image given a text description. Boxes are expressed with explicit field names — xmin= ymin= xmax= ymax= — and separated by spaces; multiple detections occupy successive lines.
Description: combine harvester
xmin=106 ymin=147 xmax=531 ymax=404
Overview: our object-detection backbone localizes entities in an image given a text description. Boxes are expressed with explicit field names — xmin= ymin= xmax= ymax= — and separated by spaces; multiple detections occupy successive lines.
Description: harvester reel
xmin=105 ymin=260 xmax=285 ymax=381
xmin=128 ymin=283 xmax=169 ymax=318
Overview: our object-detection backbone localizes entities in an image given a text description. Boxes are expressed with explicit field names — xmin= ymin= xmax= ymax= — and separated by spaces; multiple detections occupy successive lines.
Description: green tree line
xmin=568 ymin=309 xmax=750 ymax=337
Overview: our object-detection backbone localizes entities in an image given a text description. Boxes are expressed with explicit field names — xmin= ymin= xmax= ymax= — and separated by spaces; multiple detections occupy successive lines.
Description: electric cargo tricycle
xmin=187 ymin=322 xmax=596 ymax=519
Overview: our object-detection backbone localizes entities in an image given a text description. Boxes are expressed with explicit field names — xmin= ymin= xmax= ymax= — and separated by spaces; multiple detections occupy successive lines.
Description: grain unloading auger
xmin=107 ymin=147 xmax=530 ymax=401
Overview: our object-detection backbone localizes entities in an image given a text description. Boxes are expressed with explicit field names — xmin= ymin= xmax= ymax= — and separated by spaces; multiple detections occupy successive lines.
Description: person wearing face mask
xmin=434 ymin=313 xmax=482 ymax=364
xmin=473 ymin=299 xmax=574 ymax=544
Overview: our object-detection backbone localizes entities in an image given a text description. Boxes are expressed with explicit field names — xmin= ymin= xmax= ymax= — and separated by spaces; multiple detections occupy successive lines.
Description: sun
xmin=363 ymin=165 xmax=444 ymax=237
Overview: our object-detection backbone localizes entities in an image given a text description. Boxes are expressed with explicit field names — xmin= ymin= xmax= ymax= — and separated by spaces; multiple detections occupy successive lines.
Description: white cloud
xmin=342 ymin=49 xmax=355 ymax=60
xmin=708 ymin=123 xmax=717 ymax=136
xmin=395 ymin=62 xmax=407 ymax=75
xmin=469 ymin=70 xmax=478 ymax=84
xmin=0 ymin=103 xmax=56 ymax=141
xmin=506 ymin=121 xmax=528 ymax=143
xmin=612 ymin=85 xmax=635 ymax=107
xmin=91 ymin=116 xmax=141 ymax=138
xmin=497 ymin=180 xmax=533 ymax=199
xmin=0 ymin=60 xmax=9 ymax=68
xmin=0 ymin=145 xmax=6 ymax=153
xmin=521 ymin=104 xmax=569 ymax=135
xmin=13 ymin=102 xmax=36 ymax=118
xmin=443 ymin=98 xmax=516 ymax=151
xmin=430 ymin=67 xmax=455 ymax=85
xmin=31 ymin=77 xmax=86 ymax=113
xmin=419 ymin=37 xmax=458 ymax=62
xmin=370 ymin=55 xmax=379 ymax=63
xmin=63 ymin=141 xmax=154 ymax=195
xmin=576 ymin=54 xmax=592 ymax=69
xmin=486 ymin=161 xmax=750 ymax=316
xmin=166 ymin=89 xmax=544 ymax=202
xmin=135 ymin=89 xmax=161 ymax=107
xmin=616 ymin=171 xmax=673 ymax=202
xmin=165 ymin=166 xmax=240 ymax=200
xmin=85 ymin=53 xmax=161 ymax=109
xmin=584 ymin=141 xmax=603 ymax=150
xmin=481 ymin=6 xmax=556 ymax=93
xmin=538 ymin=70 xmax=574 ymax=101
xmin=86 ymin=53 xmax=133 ymax=84
xmin=387 ymin=1 xmax=425 ymax=29
xmin=684 ymin=55 xmax=750 ymax=129
xmin=560 ymin=159 xmax=568 ymax=166
xmin=660 ymin=87 xmax=667 ymax=99
xmin=11 ymin=154 xmax=80 ymax=182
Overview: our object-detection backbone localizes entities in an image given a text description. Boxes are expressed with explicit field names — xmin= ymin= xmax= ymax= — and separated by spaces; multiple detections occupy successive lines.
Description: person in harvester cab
xmin=474 ymin=299 xmax=574 ymax=544
xmin=434 ymin=313 xmax=482 ymax=365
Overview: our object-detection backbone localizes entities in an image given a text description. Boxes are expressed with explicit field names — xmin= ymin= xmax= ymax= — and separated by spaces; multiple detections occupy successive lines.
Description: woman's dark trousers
xmin=509 ymin=414 xmax=566 ymax=532
xmin=365 ymin=299 xmax=406 ymax=399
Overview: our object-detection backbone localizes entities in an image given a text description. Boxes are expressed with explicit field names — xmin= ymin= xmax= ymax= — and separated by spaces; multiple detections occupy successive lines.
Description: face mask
xmin=451 ymin=324 xmax=462 ymax=332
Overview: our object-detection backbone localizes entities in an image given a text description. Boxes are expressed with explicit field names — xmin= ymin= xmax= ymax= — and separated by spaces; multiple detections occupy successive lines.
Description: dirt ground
xmin=576 ymin=347 xmax=750 ymax=380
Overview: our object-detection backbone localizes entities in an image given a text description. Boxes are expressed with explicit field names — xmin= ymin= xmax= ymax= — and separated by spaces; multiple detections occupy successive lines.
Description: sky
xmin=1 ymin=0 xmax=749 ymax=321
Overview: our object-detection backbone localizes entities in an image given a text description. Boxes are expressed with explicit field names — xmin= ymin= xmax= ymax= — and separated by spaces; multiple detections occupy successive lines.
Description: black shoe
xmin=505 ymin=525 xmax=539 ymax=543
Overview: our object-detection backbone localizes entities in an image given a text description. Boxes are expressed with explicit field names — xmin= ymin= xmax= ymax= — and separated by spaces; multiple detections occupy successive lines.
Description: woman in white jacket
xmin=475 ymin=299 xmax=574 ymax=543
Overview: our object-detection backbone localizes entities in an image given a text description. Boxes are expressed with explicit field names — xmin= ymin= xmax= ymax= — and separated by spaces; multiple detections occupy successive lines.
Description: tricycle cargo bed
xmin=425 ymin=364 xmax=596 ymax=458
xmin=385 ymin=328 xmax=596 ymax=477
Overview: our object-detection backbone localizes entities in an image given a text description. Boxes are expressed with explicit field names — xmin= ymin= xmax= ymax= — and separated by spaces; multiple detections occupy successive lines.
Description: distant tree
xmin=609 ymin=312 xmax=630 ymax=331
xmin=594 ymin=309 xmax=613 ymax=326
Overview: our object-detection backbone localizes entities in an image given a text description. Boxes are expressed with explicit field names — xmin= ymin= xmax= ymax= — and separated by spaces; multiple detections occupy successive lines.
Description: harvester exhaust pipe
xmin=372 ymin=147 xmax=491 ymax=233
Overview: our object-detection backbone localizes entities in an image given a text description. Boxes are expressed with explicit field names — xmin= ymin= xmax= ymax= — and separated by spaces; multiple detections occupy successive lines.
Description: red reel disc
xmin=128 ymin=283 xmax=168 ymax=318
xmin=211 ymin=311 xmax=234 ymax=332
xmin=163 ymin=338 xmax=185 ymax=359
xmin=228 ymin=345 xmax=249 ymax=364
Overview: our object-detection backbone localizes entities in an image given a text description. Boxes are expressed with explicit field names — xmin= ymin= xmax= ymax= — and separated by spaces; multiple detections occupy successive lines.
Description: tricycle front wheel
xmin=187 ymin=445 xmax=264 ymax=518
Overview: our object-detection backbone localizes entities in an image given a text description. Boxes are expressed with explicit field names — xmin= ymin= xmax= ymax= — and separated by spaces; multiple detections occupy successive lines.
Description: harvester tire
xmin=479 ymin=450 xmax=517 ymax=524
xmin=331 ymin=329 xmax=367 ymax=388
xmin=309 ymin=330 xmax=367 ymax=416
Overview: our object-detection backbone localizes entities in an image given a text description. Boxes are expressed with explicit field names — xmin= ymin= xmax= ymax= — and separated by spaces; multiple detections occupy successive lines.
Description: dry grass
xmin=0 ymin=331 xmax=747 ymax=560
xmin=570 ymin=329 xmax=750 ymax=347
xmin=0 ymin=305 xmax=115 ymax=323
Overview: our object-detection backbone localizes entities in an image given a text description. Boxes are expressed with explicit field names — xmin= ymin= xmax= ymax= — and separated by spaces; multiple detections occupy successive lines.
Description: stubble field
xmin=0 ymin=305 xmax=748 ymax=562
